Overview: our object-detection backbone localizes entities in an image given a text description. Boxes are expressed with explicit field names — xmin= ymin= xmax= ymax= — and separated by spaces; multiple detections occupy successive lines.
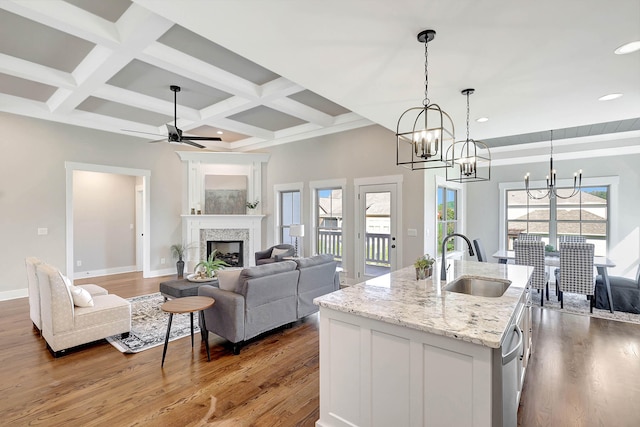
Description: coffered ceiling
xmin=1 ymin=0 xmax=639 ymax=157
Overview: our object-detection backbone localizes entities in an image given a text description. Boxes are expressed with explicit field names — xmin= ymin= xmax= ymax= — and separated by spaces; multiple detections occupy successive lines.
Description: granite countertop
xmin=314 ymin=260 xmax=533 ymax=348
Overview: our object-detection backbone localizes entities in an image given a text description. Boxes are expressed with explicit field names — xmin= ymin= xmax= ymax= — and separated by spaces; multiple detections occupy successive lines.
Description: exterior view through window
xmin=316 ymin=188 xmax=343 ymax=267
xmin=279 ymin=190 xmax=301 ymax=245
xmin=437 ymin=186 xmax=458 ymax=255
xmin=506 ymin=186 xmax=608 ymax=256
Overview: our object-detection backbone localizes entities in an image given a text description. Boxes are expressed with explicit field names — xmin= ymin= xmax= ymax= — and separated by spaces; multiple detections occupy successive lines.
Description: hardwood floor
xmin=518 ymin=307 xmax=640 ymax=427
xmin=1 ymin=273 xmax=320 ymax=426
xmin=2 ymin=272 xmax=639 ymax=426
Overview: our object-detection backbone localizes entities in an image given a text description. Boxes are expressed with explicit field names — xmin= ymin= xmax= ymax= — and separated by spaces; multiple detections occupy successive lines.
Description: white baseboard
xmin=147 ymin=268 xmax=176 ymax=278
xmin=0 ymin=288 xmax=28 ymax=301
xmin=73 ymin=265 xmax=138 ymax=279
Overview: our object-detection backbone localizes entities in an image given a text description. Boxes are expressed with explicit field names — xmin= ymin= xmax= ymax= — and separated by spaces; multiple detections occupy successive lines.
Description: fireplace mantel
xmin=182 ymin=214 xmax=265 ymax=270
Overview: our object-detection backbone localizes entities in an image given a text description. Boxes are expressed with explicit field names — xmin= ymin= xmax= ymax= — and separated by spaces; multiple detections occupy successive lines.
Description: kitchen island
xmin=313 ymin=260 xmax=533 ymax=427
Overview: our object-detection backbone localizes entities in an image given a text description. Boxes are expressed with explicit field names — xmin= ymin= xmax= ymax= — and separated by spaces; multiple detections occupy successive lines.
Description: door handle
xmin=391 ymin=245 xmax=396 ymax=248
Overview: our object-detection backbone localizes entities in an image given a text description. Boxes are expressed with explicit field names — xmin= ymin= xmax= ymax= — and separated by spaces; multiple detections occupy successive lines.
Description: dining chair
xmin=517 ymin=233 xmax=541 ymax=242
xmin=514 ymin=240 xmax=549 ymax=306
xmin=473 ymin=239 xmax=488 ymax=262
xmin=558 ymin=235 xmax=586 ymax=243
xmin=555 ymin=242 xmax=596 ymax=313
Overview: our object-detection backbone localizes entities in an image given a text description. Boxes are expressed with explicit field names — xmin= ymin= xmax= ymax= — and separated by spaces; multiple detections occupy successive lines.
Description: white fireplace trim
xmin=182 ymin=214 xmax=264 ymax=271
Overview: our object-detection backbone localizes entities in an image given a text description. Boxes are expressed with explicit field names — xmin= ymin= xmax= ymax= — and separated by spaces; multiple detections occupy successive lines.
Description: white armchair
xmin=26 ymin=257 xmax=108 ymax=333
xmin=36 ymin=263 xmax=131 ymax=357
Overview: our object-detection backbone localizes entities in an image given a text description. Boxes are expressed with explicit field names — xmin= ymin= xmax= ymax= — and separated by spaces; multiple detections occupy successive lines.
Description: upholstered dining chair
xmin=473 ymin=239 xmax=488 ymax=262
xmin=517 ymin=233 xmax=541 ymax=242
xmin=515 ymin=240 xmax=549 ymax=306
xmin=558 ymin=235 xmax=586 ymax=243
xmin=555 ymin=242 xmax=596 ymax=313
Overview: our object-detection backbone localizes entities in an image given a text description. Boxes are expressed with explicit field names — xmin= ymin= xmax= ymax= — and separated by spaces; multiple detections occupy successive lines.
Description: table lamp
xmin=290 ymin=224 xmax=305 ymax=257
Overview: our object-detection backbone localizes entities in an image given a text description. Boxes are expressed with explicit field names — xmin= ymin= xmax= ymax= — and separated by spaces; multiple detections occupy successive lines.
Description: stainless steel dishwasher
xmin=492 ymin=323 xmax=524 ymax=427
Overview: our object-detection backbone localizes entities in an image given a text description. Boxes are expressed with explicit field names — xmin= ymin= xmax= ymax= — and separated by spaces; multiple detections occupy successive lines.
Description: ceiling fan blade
xmin=178 ymin=135 xmax=222 ymax=141
xmin=122 ymin=129 xmax=165 ymax=137
xmin=181 ymin=139 xmax=206 ymax=149
xmin=148 ymin=138 xmax=166 ymax=144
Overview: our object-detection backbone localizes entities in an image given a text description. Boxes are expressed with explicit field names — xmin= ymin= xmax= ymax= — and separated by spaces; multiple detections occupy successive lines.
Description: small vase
xmin=176 ymin=259 xmax=185 ymax=278
xmin=416 ymin=267 xmax=432 ymax=280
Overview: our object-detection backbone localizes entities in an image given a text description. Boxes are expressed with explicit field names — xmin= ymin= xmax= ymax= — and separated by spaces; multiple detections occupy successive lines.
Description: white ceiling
xmin=1 ymin=0 xmax=639 ymax=157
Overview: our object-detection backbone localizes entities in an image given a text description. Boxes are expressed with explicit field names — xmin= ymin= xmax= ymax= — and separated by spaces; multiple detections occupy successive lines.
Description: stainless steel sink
xmin=444 ymin=276 xmax=511 ymax=297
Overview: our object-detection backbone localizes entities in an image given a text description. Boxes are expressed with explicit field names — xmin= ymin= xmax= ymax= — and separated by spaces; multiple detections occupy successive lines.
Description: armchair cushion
xmin=271 ymin=247 xmax=290 ymax=259
xmin=69 ymin=285 xmax=94 ymax=307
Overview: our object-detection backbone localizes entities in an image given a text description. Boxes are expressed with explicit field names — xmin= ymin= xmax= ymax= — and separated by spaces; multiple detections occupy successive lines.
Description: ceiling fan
xmin=125 ymin=85 xmax=222 ymax=149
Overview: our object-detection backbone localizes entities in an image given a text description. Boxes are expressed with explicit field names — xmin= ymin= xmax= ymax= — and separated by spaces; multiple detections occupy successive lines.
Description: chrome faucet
xmin=440 ymin=233 xmax=475 ymax=281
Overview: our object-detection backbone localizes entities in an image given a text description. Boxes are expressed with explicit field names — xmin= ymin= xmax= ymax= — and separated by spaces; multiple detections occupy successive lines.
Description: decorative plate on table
xmin=186 ymin=273 xmax=216 ymax=283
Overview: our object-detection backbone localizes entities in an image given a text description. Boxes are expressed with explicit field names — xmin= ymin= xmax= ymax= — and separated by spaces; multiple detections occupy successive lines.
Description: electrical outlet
xmin=160 ymin=258 xmax=166 ymax=265
xmin=37 ymin=227 xmax=48 ymax=235
xmin=407 ymin=228 xmax=418 ymax=237
xmin=129 ymin=223 xmax=134 ymax=230
xmin=76 ymin=260 xmax=82 ymax=267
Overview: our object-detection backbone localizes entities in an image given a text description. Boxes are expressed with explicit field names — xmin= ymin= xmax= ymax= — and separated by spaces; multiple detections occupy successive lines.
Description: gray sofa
xmin=199 ymin=254 xmax=339 ymax=354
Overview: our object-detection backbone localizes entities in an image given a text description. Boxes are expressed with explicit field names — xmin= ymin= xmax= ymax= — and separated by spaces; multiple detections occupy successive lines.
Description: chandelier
xmin=396 ymin=29 xmax=454 ymax=170
xmin=446 ymin=88 xmax=491 ymax=182
xmin=524 ymin=130 xmax=583 ymax=199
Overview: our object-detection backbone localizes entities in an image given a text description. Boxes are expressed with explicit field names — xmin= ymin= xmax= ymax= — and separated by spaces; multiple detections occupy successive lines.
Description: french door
xmin=356 ymin=182 xmax=399 ymax=280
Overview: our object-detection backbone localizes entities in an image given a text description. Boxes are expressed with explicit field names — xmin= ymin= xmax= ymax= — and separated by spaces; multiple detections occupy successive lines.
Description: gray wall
xmin=0 ymin=112 xmax=190 ymax=296
xmin=73 ymin=170 xmax=136 ymax=273
xmin=263 ymin=125 xmax=428 ymax=279
xmin=466 ymin=153 xmax=640 ymax=278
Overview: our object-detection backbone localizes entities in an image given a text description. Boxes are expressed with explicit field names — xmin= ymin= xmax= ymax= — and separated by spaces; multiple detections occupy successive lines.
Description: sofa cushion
xmin=57 ymin=271 xmax=76 ymax=310
xmin=294 ymin=253 xmax=334 ymax=269
xmin=237 ymin=261 xmax=297 ymax=293
xmin=69 ymin=285 xmax=94 ymax=307
xmin=217 ymin=268 xmax=242 ymax=291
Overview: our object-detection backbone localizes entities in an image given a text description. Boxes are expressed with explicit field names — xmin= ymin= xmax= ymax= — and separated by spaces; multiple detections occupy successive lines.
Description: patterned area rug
xmin=535 ymin=289 xmax=640 ymax=325
xmin=107 ymin=293 xmax=200 ymax=353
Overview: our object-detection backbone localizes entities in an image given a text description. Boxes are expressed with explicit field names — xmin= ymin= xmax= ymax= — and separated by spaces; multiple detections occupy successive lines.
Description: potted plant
xmin=414 ymin=254 xmax=435 ymax=280
xmin=194 ymin=249 xmax=230 ymax=279
xmin=246 ymin=200 xmax=260 ymax=212
xmin=170 ymin=243 xmax=191 ymax=278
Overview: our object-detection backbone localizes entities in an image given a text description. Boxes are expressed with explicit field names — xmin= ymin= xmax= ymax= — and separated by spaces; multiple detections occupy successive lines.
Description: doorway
xmin=354 ymin=176 xmax=402 ymax=281
xmin=65 ymin=162 xmax=151 ymax=279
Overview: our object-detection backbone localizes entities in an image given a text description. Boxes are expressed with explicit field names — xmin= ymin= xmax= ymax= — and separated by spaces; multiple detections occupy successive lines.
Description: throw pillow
xmin=217 ymin=269 xmax=242 ymax=292
xmin=271 ymin=247 xmax=290 ymax=259
xmin=69 ymin=285 xmax=94 ymax=307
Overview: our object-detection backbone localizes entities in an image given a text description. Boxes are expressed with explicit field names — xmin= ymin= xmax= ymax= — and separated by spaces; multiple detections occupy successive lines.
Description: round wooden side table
xmin=160 ymin=296 xmax=215 ymax=367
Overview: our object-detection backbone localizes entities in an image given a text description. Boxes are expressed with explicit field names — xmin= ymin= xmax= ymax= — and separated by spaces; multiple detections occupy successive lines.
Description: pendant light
xmin=446 ymin=88 xmax=491 ymax=182
xmin=524 ymin=130 xmax=583 ymax=199
xmin=396 ymin=30 xmax=455 ymax=170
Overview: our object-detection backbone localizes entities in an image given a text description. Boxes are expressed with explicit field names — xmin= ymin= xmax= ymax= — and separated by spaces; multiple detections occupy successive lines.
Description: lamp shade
xmin=290 ymin=224 xmax=305 ymax=237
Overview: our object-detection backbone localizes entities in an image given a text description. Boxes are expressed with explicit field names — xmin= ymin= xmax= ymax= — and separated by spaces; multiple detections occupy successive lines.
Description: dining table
xmin=492 ymin=250 xmax=616 ymax=313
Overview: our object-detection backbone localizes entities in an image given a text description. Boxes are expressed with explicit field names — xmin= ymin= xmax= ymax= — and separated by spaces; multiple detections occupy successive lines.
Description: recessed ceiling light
xmin=598 ymin=93 xmax=623 ymax=101
xmin=216 ymin=131 xmax=223 ymax=135
xmin=476 ymin=117 xmax=489 ymax=123
xmin=614 ymin=40 xmax=640 ymax=55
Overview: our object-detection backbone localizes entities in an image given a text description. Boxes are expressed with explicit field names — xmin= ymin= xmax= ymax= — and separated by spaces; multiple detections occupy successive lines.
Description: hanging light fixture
xmin=396 ymin=29 xmax=455 ymax=170
xmin=524 ymin=130 xmax=583 ymax=199
xmin=446 ymin=88 xmax=491 ymax=182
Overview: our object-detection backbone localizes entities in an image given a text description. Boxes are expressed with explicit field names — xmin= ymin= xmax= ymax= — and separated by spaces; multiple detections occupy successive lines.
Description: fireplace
xmin=207 ymin=240 xmax=244 ymax=267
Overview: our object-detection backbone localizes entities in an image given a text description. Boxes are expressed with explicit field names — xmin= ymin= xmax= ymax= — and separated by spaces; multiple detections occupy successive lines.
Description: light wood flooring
xmin=1 ymin=272 xmax=639 ymax=426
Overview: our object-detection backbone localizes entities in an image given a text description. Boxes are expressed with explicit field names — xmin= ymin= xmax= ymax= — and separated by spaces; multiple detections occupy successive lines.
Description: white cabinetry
xmin=317 ymin=307 xmax=494 ymax=427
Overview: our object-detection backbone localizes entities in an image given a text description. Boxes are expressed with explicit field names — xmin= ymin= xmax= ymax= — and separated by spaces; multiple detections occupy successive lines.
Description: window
xmin=315 ymin=188 xmax=343 ymax=266
xmin=437 ymin=186 xmax=458 ymax=255
xmin=279 ymin=190 xmax=301 ymax=245
xmin=505 ymin=185 xmax=609 ymax=256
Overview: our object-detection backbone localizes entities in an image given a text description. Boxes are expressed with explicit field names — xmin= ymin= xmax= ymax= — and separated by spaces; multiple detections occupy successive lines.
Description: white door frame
xmin=354 ymin=175 xmax=403 ymax=281
xmin=65 ymin=162 xmax=151 ymax=279
xmin=135 ymin=184 xmax=144 ymax=271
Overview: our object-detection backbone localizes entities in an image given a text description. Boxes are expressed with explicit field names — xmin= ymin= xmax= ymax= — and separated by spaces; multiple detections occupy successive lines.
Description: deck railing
xmin=317 ymin=229 xmax=390 ymax=267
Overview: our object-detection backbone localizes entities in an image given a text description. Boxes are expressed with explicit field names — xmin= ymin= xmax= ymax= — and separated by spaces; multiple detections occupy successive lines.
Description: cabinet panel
xmin=424 ymin=345 xmax=474 ymax=426
xmin=371 ymin=331 xmax=411 ymax=427
xmin=328 ymin=318 xmax=362 ymax=425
